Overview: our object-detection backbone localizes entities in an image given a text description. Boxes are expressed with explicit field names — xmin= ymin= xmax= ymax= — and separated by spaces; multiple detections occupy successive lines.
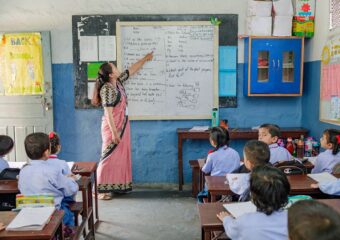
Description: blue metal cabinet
xmin=244 ymin=37 xmax=304 ymax=96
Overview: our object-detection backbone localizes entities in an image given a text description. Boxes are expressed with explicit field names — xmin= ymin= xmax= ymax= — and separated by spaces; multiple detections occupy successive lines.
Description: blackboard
xmin=116 ymin=21 xmax=218 ymax=119
xmin=72 ymin=14 xmax=238 ymax=110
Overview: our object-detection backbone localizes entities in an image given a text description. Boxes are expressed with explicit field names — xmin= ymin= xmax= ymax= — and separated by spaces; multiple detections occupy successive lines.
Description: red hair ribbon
xmin=208 ymin=149 xmax=214 ymax=155
xmin=49 ymin=132 xmax=55 ymax=139
xmin=336 ymin=135 xmax=340 ymax=144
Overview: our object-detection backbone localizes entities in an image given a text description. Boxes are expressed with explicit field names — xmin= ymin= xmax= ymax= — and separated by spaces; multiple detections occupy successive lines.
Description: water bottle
xmin=296 ymin=135 xmax=304 ymax=159
xmin=211 ymin=108 xmax=219 ymax=127
xmin=304 ymin=137 xmax=313 ymax=157
xmin=286 ymin=137 xmax=294 ymax=155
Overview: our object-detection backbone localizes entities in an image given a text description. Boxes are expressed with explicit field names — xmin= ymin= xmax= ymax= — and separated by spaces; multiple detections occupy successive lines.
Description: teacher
xmin=92 ymin=52 xmax=153 ymax=200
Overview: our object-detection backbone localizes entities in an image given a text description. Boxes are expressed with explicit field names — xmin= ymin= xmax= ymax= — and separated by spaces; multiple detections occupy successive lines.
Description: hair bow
xmin=336 ymin=135 xmax=340 ymax=144
xmin=49 ymin=132 xmax=55 ymax=139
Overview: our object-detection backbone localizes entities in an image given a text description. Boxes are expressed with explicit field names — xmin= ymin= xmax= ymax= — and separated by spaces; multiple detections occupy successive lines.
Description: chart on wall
xmin=320 ymin=33 xmax=340 ymax=125
xmin=116 ymin=22 xmax=218 ymax=119
xmin=0 ymin=33 xmax=44 ymax=95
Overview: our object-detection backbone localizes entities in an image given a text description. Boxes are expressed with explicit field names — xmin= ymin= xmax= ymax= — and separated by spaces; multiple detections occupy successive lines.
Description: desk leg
xmin=178 ymin=135 xmax=183 ymax=191
xmin=56 ymin=220 xmax=64 ymax=240
xmin=87 ymin=181 xmax=95 ymax=237
xmin=211 ymin=194 xmax=216 ymax=203
xmin=94 ymin=170 xmax=99 ymax=223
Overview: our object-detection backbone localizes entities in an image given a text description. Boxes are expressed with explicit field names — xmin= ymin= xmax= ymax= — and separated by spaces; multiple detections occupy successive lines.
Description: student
xmin=288 ymin=200 xmax=340 ymax=240
xmin=18 ymin=133 xmax=78 ymax=226
xmin=229 ymin=140 xmax=270 ymax=201
xmin=197 ymin=127 xmax=240 ymax=203
xmin=311 ymin=180 xmax=340 ymax=196
xmin=47 ymin=131 xmax=71 ymax=175
xmin=0 ymin=135 xmax=12 ymax=173
xmin=312 ymin=128 xmax=340 ymax=173
xmin=217 ymin=166 xmax=289 ymax=240
xmin=258 ymin=123 xmax=292 ymax=164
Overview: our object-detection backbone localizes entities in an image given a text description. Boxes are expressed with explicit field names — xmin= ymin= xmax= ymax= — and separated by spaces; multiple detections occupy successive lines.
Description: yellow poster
xmin=0 ymin=33 xmax=44 ymax=95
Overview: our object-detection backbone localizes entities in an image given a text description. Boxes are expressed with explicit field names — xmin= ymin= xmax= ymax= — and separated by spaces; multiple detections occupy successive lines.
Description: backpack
xmin=273 ymin=160 xmax=307 ymax=175
xmin=0 ymin=168 xmax=20 ymax=180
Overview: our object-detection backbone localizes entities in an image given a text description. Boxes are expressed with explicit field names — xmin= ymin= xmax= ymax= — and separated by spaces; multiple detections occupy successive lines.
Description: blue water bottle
xmin=211 ymin=108 xmax=219 ymax=127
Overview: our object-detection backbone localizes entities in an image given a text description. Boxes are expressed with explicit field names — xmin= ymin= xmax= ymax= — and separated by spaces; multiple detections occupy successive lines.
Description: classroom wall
xmin=302 ymin=0 xmax=337 ymax=140
xmin=0 ymin=0 xmax=324 ymax=185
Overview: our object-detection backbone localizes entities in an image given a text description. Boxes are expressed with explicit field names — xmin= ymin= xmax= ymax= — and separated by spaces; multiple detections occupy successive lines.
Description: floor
xmin=93 ymin=189 xmax=201 ymax=240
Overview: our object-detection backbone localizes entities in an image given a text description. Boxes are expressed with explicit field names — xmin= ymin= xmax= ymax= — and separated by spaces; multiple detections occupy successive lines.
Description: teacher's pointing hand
xmin=144 ymin=51 xmax=153 ymax=61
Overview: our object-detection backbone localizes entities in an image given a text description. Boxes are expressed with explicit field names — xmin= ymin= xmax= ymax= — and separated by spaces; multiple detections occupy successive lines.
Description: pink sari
xmin=97 ymin=80 xmax=132 ymax=193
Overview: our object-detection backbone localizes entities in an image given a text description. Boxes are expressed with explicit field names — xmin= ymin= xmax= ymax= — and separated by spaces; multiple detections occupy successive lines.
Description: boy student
xmin=258 ymin=123 xmax=292 ymax=164
xmin=228 ymin=140 xmax=270 ymax=201
xmin=0 ymin=135 xmax=13 ymax=173
xmin=288 ymin=200 xmax=340 ymax=240
xmin=18 ymin=133 xmax=78 ymax=226
xmin=218 ymin=166 xmax=290 ymax=240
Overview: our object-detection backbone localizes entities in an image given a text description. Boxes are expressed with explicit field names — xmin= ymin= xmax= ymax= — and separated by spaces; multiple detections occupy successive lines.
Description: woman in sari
xmin=92 ymin=52 xmax=153 ymax=200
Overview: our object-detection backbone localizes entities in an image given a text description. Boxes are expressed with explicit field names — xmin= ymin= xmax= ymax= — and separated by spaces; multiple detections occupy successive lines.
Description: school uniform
xmin=202 ymin=145 xmax=240 ymax=176
xmin=0 ymin=157 xmax=9 ymax=173
xmin=47 ymin=154 xmax=71 ymax=175
xmin=222 ymin=210 xmax=288 ymax=240
xmin=18 ymin=160 xmax=78 ymax=226
xmin=198 ymin=146 xmax=240 ymax=203
xmin=269 ymin=143 xmax=292 ymax=164
xmin=319 ymin=180 xmax=340 ymax=196
xmin=311 ymin=149 xmax=340 ymax=173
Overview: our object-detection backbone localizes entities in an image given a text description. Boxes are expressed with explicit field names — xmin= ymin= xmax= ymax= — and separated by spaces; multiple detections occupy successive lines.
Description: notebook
xmin=223 ymin=201 xmax=257 ymax=218
xmin=307 ymin=172 xmax=337 ymax=183
xmin=6 ymin=207 xmax=55 ymax=231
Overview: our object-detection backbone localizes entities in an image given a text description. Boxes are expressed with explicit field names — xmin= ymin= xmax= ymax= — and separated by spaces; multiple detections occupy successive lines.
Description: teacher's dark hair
xmin=91 ymin=63 xmax=113 ymax=106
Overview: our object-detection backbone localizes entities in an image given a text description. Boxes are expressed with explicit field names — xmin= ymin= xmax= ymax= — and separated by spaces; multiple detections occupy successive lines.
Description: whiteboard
xmin=116 ymin=21 xmax=219 ymax=120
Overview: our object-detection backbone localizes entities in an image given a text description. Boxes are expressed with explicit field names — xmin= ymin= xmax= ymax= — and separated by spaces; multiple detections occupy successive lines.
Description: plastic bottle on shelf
xmin=296 ymin=135 xmax=305 ymax=159
xmin=304 ymin=137 xmax=313 ymax=157
xmin=211 ymin=108 xmax=219 ymax=127
xmin=312 ymin=141 xmax=320 ymax=156
xmin=286 ymin=137 xmax=294 ymax=155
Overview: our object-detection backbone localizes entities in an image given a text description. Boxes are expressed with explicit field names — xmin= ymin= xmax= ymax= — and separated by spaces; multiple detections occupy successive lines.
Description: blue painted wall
xmin=302 ymin=61 xmax=336 ymax=140
xmin=53 ymin=63 xmax=303 ymax=184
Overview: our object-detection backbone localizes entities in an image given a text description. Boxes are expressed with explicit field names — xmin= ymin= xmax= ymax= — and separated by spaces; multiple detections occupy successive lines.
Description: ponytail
xmin=91 ymin=63 xmax=112 ymax=106
xmin=210 ymin=127 xmax=227 ymax=150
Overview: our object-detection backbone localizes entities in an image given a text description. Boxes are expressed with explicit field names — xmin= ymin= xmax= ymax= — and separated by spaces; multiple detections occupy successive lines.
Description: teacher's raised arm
xmin=128 ymin=51 xmax=153 ymax=76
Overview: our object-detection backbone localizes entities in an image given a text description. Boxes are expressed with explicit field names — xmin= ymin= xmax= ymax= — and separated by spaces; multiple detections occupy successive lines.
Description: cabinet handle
xmin=278 ymin=59 xmax=280 ymax=68
xmin=272 ymin=59 xmax=275 ymax=68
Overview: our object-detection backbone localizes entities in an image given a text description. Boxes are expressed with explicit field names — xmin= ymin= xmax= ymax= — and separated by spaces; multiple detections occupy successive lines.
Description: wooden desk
xmin=205 ymin=176 xmax=232 ymax=202
xmin=198 ymin=199 xmax=340 ymax=240
xmin=205 ymin=174 xmax=339 ymax=202
xmin=0 ymin=180 xmax=19 ymax=194
xmin=72 ymin=161 xmax=99 ymax=225
xmin=0 ymin=177 xmax=95 ymax=238
xmin=0 ymin=210 xmax=64 ymax=240
xmin=177 ymin=127 xmax=308 ymax=190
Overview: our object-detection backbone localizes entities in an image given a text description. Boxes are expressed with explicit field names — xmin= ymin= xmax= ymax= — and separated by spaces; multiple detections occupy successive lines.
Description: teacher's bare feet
xmin=97 ymin=193 xmax=112 ymax=200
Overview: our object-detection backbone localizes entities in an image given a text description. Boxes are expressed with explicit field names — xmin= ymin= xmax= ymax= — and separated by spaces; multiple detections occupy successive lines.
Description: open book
xmin=6 ymin=207 xmax=55 ymax=231
xmin=307 ymin=172 xmax=337 ymax=183
xmin=223 ymin=201 xmax=257 ymax=218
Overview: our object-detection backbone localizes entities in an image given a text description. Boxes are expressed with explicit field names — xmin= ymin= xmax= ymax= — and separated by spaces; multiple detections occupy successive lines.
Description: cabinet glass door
xmin=276 ymin=38 xmax=302 ymax=94
xmin=250 ymin=39 xmax=276 ymax=94
xmin=257 ymin=51 xmax=269 ymax=82
xmin=282 ymin=51 xmax=294 ymax=83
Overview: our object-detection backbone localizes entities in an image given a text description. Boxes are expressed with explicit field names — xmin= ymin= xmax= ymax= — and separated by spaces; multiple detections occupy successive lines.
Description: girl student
xmin=197 ymin=126 xmax=240 ymax=203
xmin=47 ymin=131 xmax=72 ymax=175
xmin=312 ymin=129 xmax=340 ymax=173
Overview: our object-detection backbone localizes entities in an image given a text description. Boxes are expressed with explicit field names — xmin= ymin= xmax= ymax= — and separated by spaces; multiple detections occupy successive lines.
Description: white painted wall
xmin=0 ymin=0 xmax=248 ymax=64
xmin=304 ymin=0 xmax=330 ymax=62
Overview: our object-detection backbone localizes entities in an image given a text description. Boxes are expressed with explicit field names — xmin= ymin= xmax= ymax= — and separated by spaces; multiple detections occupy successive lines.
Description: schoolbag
xmin=273 ymin=160 xmax=307 ymax=175
xmin=0 ymin=168 xmax=20 ymax=180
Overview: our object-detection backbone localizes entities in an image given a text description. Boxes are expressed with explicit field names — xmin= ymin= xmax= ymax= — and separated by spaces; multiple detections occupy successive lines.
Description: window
xmin=330 ymin=0 xmax=340 ymax=30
